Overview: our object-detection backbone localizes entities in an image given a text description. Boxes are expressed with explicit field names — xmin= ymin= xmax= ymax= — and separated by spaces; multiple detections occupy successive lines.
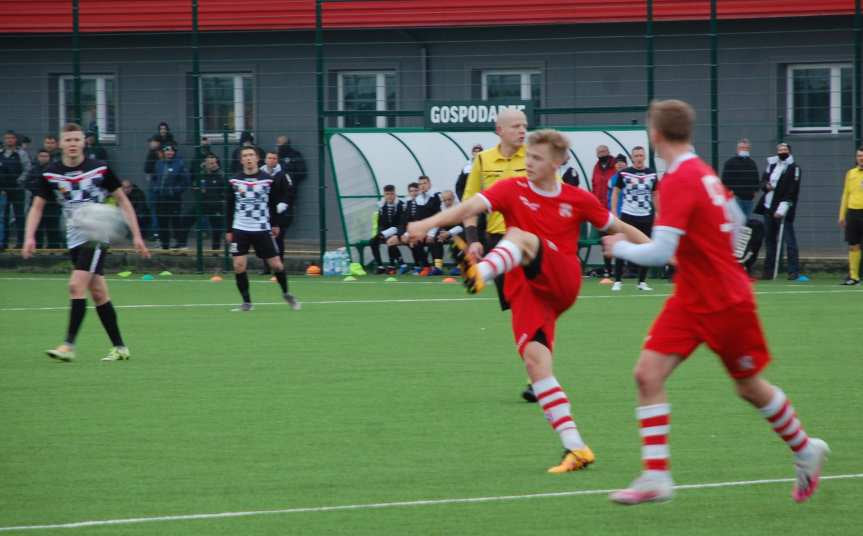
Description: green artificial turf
xmin=0 ymin=273 xmax=860 ymax=535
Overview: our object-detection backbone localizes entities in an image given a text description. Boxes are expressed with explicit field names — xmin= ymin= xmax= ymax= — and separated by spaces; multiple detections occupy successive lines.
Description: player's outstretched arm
xmin=607 ymin=219 xmax=650 ymax=245
xmin=22 ymin=195 xmax=46 ymax=259
xmin=407 ymin=195 xmax=486 ymax=242
xmin=603 ymin=227 xmax=680 ymax=267
xmin=112 ymin=189 xmax=151 ymax=258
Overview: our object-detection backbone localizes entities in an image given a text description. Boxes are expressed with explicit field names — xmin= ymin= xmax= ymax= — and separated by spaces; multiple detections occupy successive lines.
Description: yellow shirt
xmin=839 ymin=167 xmax=863 ymax=219
xmin=462 ymin=144 xmax=526 ymax=235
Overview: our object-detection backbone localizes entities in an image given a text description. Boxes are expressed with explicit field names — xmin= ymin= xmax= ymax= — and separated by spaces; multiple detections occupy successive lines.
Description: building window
xmin=58 ymin=75 xmax=117 ymax=142
xmin=200 ymin=74 xmax=254 ymax=138
xmin=787 ymin=64 xmax=853 ymax=134
xmin=482 ymin=70 xmax=541 ymax=102
xmin=337 ymin=72 xmax=396 ymax=128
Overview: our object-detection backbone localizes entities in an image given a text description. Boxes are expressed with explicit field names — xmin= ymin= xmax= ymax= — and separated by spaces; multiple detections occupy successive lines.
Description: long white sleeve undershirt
xmin=611 ymin=227 xmax=682 ymax=267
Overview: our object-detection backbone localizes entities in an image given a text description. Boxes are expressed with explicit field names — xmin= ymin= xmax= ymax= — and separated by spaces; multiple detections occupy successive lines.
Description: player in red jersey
xmin=408 ymin=129 xmax=649 ymax=473
xmin=603 ymin=99 xmax=828 ymax=505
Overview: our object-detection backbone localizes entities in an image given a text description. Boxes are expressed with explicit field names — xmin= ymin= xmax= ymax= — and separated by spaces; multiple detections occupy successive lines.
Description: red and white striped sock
xmin=533 ymin=377 xmax=585 ymax=451
xmin=759 ymin=387 xmax=810 ymax=453
xmin=638 ymin=403 xmax=671 ymax=476
xmin=477 ymin=239 xmax=522 ymax=282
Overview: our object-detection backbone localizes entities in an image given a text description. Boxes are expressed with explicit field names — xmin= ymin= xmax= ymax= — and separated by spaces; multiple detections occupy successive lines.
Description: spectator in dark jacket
xmin=27 ymin=149 xmax=64 ymax=248
xmin=276 ymin=135 xmax=308 ymax=184
xmin=260 ymin=152 xmax=293 ymax=271
xmin=0 ymin=130 xmax=31 ymax=250
xmin=154 ymin=121 xmax=176 ymax=146
xmin=84 ymin=132 xmax=109 ymax=162
xmin=721 ymin=137 xmax=760 ymax=217
xmin=153 ymin=144 xmax=190 ymax=250
xmin=754 ymin=143 xmax=801 ymax=280
xmin=199 ymin=154 xmax=226 ymax=250
xmin=121 ymin=179 xmax=149 ymax=240
xmin=371 ymin=184 xmax=405 ymax=273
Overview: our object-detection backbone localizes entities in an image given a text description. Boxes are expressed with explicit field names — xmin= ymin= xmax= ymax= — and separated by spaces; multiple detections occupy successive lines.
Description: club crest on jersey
xmin=519 ymin=195 xmax=540 ymax=211
xmin=559 ymin=203 xmax=573 ymax=218
xmin=737 ymin=355 xmax=755 ymax=371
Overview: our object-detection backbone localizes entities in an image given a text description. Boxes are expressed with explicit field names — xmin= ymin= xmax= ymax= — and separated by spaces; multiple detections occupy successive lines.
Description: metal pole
xmin=855 ymin=0 xmax=862 ymax=149
xmin=72 ymin=0 xmax=81 ymax=125
xmin=223 ymin=126 xmax=231 ymax=272
xmin=192 ymin=0 xmax=204 ymax=273
xmin=316 ymin=0 xmax=327 ymax=265
xmin=646 ymin=0 xmax=656 ymax=169
xmin=710 ymin=0 xmax=719 ymax=171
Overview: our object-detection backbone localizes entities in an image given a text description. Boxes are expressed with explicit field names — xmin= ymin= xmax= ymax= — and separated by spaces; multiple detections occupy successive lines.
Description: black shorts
xmin=69 ymin=243 xmax=108 ymax=275
xmin=845 ymin=209 xmax=863 ymax=246
xmin=230 ymin=229 xmax=278 ymax=259
xmin=620 ymin=212 xmax=654 ymax=235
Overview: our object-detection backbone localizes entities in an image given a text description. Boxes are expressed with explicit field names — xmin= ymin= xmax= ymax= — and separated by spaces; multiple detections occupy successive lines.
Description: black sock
xmin=235 ymin=271 xmax=251 ymax=303
xmin=66 ymin=298 xmax=87 ymax=345
xmin=275 ymin=270 xmax=288 ymax=293
xmin=96 ymin=301 xmax=125 ymax=347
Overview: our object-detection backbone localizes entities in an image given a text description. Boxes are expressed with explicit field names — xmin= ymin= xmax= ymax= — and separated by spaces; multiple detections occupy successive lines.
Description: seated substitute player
xmin=603 ymin=99 xmax=828 ymax=505
xmin=226 ymin=146 xmax=299 ymax=312
xmin=408 ymin=129 xmax=649 ymax=473
xmin=21 ymin=123 xmax=151 ymax=362
xmin=370 ymin=184 xmax=405 ymax=274
xmin=399 ymin=182 xmax=426 ymax=272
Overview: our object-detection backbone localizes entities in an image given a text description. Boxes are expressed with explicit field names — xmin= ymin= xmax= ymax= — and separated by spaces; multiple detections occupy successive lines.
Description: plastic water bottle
xmin=323 ymin=251 xmax=336 ymax=276
xmin=337 ymin=248 xmax=350 ymax=275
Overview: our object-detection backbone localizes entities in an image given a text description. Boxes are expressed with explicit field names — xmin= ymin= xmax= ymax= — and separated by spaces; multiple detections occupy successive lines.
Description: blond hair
xmin=648 ymin=99 xmax=695 ymax=143
xmin=527 ymin=129 xmax=570 ymax=162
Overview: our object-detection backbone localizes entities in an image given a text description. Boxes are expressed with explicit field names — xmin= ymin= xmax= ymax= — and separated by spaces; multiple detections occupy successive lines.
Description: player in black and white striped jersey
xmin=225 ymin=146 xmax=298 ymax=312
xmin=21 ymin=123 xmax=151 ymax=363
xmin=609 ymin=146 xmax=659 ymax=291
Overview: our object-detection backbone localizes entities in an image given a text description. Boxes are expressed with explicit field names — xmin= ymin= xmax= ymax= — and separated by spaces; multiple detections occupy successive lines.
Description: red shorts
xmin=644 ymin=297 xmax=771 ymax=378
xmin=506 ymin=239 xmax=582 ymax=356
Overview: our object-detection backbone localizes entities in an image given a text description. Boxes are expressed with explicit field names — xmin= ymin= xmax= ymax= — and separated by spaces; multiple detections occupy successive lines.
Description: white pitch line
xmin=0 ymin=473 xmax=860 ymax=532
xmin=0 ymin=287 xmax=859 ymax=313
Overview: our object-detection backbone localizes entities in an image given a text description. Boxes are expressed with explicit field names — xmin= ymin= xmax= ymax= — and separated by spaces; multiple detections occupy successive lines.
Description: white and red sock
xmin=758 ymin=386 xmax=810 ymax=453
xmin=477 ymin=239 xmax=522 ymax=282
xmin=533 ymin=377 xmax=584 ymax=451
xmin=638 ymin=403 xmax=671 ymax=477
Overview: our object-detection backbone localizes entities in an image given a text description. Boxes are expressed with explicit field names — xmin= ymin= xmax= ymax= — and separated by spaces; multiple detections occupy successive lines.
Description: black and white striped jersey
xmin=226 ymin=170 xmax=288 ymax=232
xmin=614 ymin=166 xmax=659 ymax=217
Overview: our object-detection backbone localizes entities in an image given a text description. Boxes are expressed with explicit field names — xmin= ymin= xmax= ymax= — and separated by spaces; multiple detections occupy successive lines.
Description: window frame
xmin=786 ymin=63 xmax=853 ymax=135
xmin=481 ymin=70 xmax=541 ymax=101
xmin=198 ymin=73 xmax=255 ymax=141
xmin=336 ymin=71 xmax=395 ymax=129
xmin=58 ymin=74 xmax=117 ymax=143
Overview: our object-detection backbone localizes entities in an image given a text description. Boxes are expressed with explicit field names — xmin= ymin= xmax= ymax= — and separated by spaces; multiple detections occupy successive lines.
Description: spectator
xmin=19 ymin=136 xmax=33 ymax=160
xmin=231 ymin=131 xmax=265 ymax=174
xmin=27 ymin=149 xmax=63 ymax=248
xmin=455 ymin=143 xmax=483 ymax=200
xmin=587 ymin=145 xmax=619 ymax=277
xmin=435 ymin=189 xmax=464 ymax=272
xmin=609 ymin=146 xmax=659 ymax=291
xmin=721 ymin=137 xmax=760 ymax=217
xmin=370 ymin=184 xmax=405 ymax=274
xmin=121 ymin=180 xmax=149 ymax=240
xmin=838 ymin=146 xmax=863 ymax=285
xmin=416 ymin=175 xmax=443 ymax=275
xmin=0 ymin=130 xmax=31 ymax=250
xmin=84 ymin=131 xmax=108 ymax=162
xmin=43 ymin=135 xmax=61 ymax=161
xmin=143 ymin=137 xmax=162 ymax=241
xmin=561 ymin=159 xmax=580 ymax=187
xmin=276 ymin=135 xmax=308 ymax=185
xmin=755 ymin=143 xmax=801 ymax=280
xmin=200 ymin=154 xmax=226 ymax=250
xmin=152 ymin=144 xmax=190 ymax=250
xmin=260 ymin=152 xmax=293 ymax=271
xmin=400 ymin=182 xmax=424 ymax=272
xmin=154 ymin=121 xmax=176 ymax=146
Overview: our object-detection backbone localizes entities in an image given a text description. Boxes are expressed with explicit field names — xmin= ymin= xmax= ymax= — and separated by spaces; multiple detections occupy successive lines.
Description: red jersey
xmin=655 ymin=154 xmax=753 ymax=313
xmin=478 ymin=176 xmax=613 ymax=258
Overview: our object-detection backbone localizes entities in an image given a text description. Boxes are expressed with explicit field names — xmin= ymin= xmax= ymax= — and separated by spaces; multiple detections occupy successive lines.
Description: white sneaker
xmin=611 ymin=281 xmax=623 ymax=292
xmin=638 ymin=282 xmax=653 ymax=291
xmin=610 ymin=472 xmax=674 ymax=505
xmin=792 ymin=438 xmax=829 ymax=503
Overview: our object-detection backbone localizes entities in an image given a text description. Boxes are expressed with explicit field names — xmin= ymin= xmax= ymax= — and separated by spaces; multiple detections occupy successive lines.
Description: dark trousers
xmin=1 ymin=189 xmax=25 ymax=248
xmin=206 ymin=214 xmax=223 ymax=249
xmin=614 ymin=213 xmax=653 ymax=282
xmin=42 ymin=202 xmax=64 ymax=248
xmin=763 ymin=215 xmax=799 ymax=277
xmin=370 ymin=235 xmax=402 ymax=266
xmin=156 ymin=197 xmax=183 ymax=248
xmin=411 ymin=243 xmax=427 ymax=266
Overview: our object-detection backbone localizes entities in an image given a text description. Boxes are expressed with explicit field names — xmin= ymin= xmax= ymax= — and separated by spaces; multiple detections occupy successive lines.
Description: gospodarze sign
xmin=425 ymin=101 xmax=534 ymax=130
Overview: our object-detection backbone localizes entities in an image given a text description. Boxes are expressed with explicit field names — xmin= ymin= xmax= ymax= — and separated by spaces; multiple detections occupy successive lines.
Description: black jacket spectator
xmin=754 ymin=157 xmax=801 ymax=223
xmin=721 ymin=155 xmax=760 ymax=200
xmin=277 ymin=140 xmax=308 ymax=184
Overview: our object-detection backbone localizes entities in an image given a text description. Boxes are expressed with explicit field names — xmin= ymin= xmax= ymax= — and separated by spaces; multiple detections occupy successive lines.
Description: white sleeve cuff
xmin=381 ymin=226 xmax=398 ymax=238
xmin=775 ymin=201 xmax=790 ymax=217
xmin=599 ymin=213 xmax=615 ymax=232
xmin=449 ymin=225 xmax=463 ymax=236
xmin=611 ymin=227 xmax=681 ymax=267
xmin=476 ymin=193 xmax=493 ymax=213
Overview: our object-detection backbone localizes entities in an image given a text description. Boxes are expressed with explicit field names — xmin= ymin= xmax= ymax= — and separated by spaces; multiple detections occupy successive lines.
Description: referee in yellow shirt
xmin=839 ymin=146 xmax=863 ymax=285
xmin=462 ymin=108 xmax=539 ymax=402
